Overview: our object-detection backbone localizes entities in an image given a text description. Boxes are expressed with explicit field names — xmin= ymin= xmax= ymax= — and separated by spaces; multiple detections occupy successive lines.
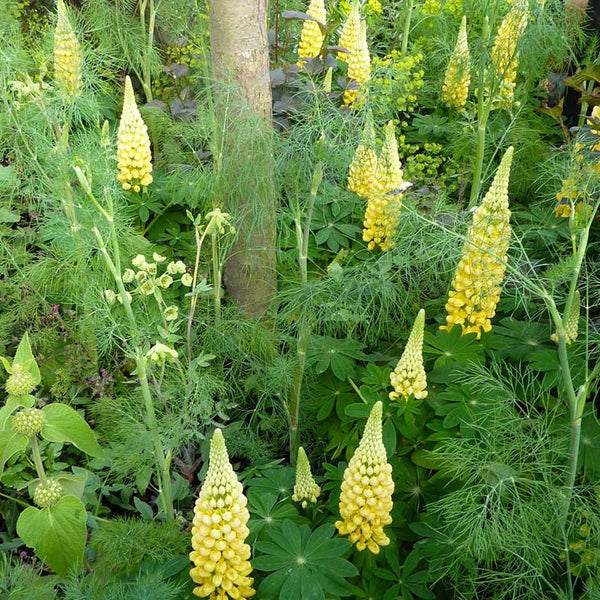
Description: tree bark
xmin=207 ymin=0 xmax=277 ymax=318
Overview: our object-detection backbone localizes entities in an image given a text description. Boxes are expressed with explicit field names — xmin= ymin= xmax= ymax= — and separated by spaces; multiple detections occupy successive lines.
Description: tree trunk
xmin=207 ymin=0 xmax=277 ymax=318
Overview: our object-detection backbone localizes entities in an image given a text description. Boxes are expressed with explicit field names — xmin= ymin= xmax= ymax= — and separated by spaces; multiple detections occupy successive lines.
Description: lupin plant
xmin=189 ymin=428 xmax=255 ymax=600
xmin=335 ymin=401 xmax=394 ymax=554
xmin=53 ymin=0 xmax=82 ymax=100
xmin=337 ymin=0 xmax=360 ymax=62
xmin=442 ymin=15 xmax=470 ymax=111
xmin=389 ymin=308 xmax=427 ymax=400
xmin=348 ymin=115 xmax=379 ymax=199
xmin=297 ymin=0 xmax=327 ymax=68
xmin=363 ymin=120 xmax=408 ymax=251
xmin=292 ymin=446 xmax=321 ymax=508
xmin=343 ymin=20 xmax=371 ymax=108
xmin=441 ymin=146 xmax=513 ymax=338
xmin=489 ymin=0 xmax=529 ymax=109
xmin=467 ymin=0 xmax=528 ymax=206
xmin=117 ymin=76 xmax=153 ymax=193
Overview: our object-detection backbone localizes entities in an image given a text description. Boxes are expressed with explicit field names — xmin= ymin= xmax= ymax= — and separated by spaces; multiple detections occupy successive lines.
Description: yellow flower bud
xmin=390 ymin=309 xmax=427 ymax=400
xmin=117 ymin=77 xmax=153 ymax=192
xmin=335 ymin=401 xmax=394 ymax=554
xmin=441 ymin=147 xmax=513 ymax=338
xmin=343 ymin=21 xmax=371 ymax=108
xmin=54 ymin=0 xmax=82 ymax=99
xmin=297 ymin=0 xmax=327 ymax=68
xmin=337 ymin=0 xmax=360 ymax=62
xmin=442 ymin=16 xmax=470 ymax=111
xmin=292 ymin=447 xmax=321 ymax=508
xmin=190 ymin=429 xmax=255 ymax=599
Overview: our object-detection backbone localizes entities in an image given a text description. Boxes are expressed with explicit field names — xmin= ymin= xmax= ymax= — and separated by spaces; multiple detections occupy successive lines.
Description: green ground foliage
xmin=1 ymin=0 xmax=600 ymax=598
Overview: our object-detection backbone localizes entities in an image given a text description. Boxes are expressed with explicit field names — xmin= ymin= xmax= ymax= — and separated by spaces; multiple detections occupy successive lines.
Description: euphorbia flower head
xmin=190 ymin=428 xmax=255 ymax=599
xmin=442 ymin=16 xmax=470 ymax=111
xmin=390 ymin=309 xmax=427 ymax=400
xmin=441 ymin=146 xmax=514 ymax=338
xmin=335 ymin=401 xmax=394 ymax=553
xmin=297 ymin=0 xmax=327 ymax=68
xmin=117 ymin=76 xmax=153 ymax=193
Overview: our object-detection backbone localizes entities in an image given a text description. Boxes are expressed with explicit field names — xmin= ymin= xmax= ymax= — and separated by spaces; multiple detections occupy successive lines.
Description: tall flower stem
xmin=401 ymin=0 xmax=414 ymax=57
xmin=30 ymin=436 xmax=48 ymax=486
xmin=74 ymin=168 xmax=174 ymax=520
xmin=187 ymin=223 xmax=210 ymax=367
xmin=211 ymin=230 xmax=222 ymax=325
xmin=288 ymin=164 xmax=322 ymax=465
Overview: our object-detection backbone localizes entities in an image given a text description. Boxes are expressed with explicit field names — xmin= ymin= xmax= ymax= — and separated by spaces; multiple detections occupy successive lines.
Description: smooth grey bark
xmin=207 ymin=0 xmax=277 ymax=318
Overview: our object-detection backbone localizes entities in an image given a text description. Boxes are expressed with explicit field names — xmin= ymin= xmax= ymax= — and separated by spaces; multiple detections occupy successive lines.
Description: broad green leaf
xmin=0 ymin=428 xmax=28 ymax=479
xmin=0 ymin=209 xmax=20 ymax=223
xmin=13 ymin=332 xmax=41 ymax=387
xmin=41 ymin=404 xmax=105 ymax=458
xmin=0 ymin=356 xmax=11 ymax=373
xmin=16 ymin=495 xmax=87 ymax=576
xmin=280 ymin=566 xmax=304 ymax=600
xmin=0 ymin=394 xmax=35 ymax=430
xmin=300 ymin=570 xmax=325 ymax=600
xmin=134 ymin=496 xmax=154 ymax=520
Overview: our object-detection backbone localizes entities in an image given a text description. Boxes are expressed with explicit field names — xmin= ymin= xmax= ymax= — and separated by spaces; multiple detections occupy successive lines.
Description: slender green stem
xmin=30 ymin=436 xmax=47 ymax=486
xmin=401 ymin=0 xmax=414 ymax=56
xmin=211 ymin=232 xmax=222 ymax=324
xmin=288 ymin=165 xmax=323 ymax=464
xmin=87 ymin=183 xmax=173 ymax=520
xmin=469 ymin=71 xmax=491 ymax=208
xmin=187 ymin=224 xmax=210 ymax=367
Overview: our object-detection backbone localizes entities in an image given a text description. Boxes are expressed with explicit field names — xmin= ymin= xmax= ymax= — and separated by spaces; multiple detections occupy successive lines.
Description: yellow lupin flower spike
xmin=54 ymin=0 xmax=82 ymax=100
xmin=343 ymin=20 xmax=371 ymax=108
xmin=348 ymin=115 xmax=379 ymax=199
xmin=363 ymin=121 xmax=408 ymax=252
xmin=335 ymin=401 xmax=394 ymax=554
xmin=189 ymin=429 xmax=255 ymax=599
xmin=390 ymin=309 xmax=427 ymax=401
xmin=551 ymin=290 xmax=580 ymax=345
xmin=292 ymin=446 xmax=321 ymax=509
xmin=490 ymin=0 xmax=528 ymax=108
xmin=441 ymin=146 xmax=513 ymax=339
xmin=117 ymin=76 xmax=153 ymax=193
xmin=297 ymin=0 xmax=327 ymax=69
xmin=337 ymin=0 xmax=360 ymax=62
xmin=442 ymin=16 xmax=470 ymax=111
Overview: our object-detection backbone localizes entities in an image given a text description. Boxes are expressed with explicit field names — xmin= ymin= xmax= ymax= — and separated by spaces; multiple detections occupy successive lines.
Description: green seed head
xmin=11 ymin=407 xmax=45 ymax=437
xmin=5 ymin=364 xmax=36 ymax=396
xmin=33 ymin=479 xmax=63 ymax=508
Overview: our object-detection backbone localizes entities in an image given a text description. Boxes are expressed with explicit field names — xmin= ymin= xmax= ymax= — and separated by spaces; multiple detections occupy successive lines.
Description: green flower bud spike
xmin=33 ymin=479 xmax=63 ymax=508
xmin=292 ymin=447 xmax=321 ymax=509
xmin=12 ymin=407 xmax=46 ymax=437
xmin=5 ymin=364 xmax=36 ymax=396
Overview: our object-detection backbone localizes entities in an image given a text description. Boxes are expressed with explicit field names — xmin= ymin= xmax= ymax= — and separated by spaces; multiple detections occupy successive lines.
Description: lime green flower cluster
xmin=190 ymin=429 xmax=255 ymax=599
xmin=397 ymin=137 xmax=457 ymax=190
xmin=444 ymin=0 xmax=463 ymax=17
xmin=335 ymin=402 xmax=394 ymax=554
xmin=104 ymin=253 xmax=191 ymax=325
xmin=560 ymin=504 xmax=600 ymax=580
xmin=370 ymin=51 xmax=424 ymax=116
xmin=421 ymin=0 xmax=443 ymax=16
